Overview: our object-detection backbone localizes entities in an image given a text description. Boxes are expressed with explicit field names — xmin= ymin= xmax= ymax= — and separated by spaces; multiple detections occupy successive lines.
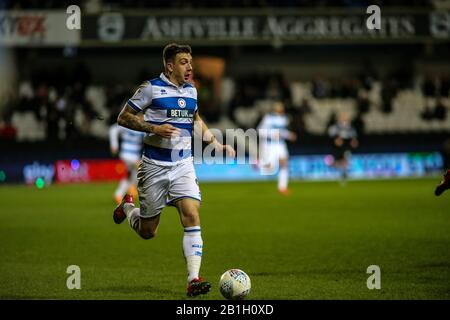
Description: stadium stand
xmin=0 ymin=1 xmax=448 ymax=162
xmin=4 ymin=69 xmax=449 ymax=141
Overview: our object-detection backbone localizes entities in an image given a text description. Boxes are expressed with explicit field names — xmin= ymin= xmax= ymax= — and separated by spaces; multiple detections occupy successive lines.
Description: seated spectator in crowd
xmin=422 ymin=74 xmax=437 ymax=98
xmin=439 ymin=73 xmax=450 ymax=97
xmin=434 ymin=98 xmax=447 ymax=121
xmin=0 ymin=112 xmax=17 ymax=141
xmin=290 ymin=98 xmax=312 ymax=135
xmin=421 ymin=99 xmax=447 ymax=121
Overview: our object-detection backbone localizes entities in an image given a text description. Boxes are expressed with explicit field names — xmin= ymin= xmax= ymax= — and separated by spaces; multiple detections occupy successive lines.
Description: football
xmin=219 ymin=269 xmax=251 ymax=300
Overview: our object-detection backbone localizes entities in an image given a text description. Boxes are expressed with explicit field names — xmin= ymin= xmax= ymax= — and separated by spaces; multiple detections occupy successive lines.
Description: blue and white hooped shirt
xmin=127 ymin=73 xmax=197 ymax=164
xmin=109 ymin=124 xmax=144 ymax=163
xmin=257 ymin=113 xmax=290 ymax=145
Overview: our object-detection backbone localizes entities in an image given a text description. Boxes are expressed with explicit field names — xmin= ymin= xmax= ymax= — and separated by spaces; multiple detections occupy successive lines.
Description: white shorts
xmin=260 ymin=142 xmax=288 ymax=165
xmin=120 ymin=153 xmax=141 ymax=165
xmin=137 ymin=156 xmax=201 ymax=218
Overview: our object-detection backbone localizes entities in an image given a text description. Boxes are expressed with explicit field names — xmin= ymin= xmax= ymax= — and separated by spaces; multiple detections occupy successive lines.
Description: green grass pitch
xmin=0 ymin=178 xmax=449 ymax=300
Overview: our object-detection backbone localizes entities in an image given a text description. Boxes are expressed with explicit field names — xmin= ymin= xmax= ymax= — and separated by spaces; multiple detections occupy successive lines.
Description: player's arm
xmin=257 ymin=115 xmax=281 ymax=140
xmin=117 ymin=82 xmax=180 ymax=138
xmin=280 ymin=129 xmax=297 ymax=142
xmin=334 ymin=137 xmax=343 ymax=146
xmin=285 ymin=116 xmax=298 ymax=142
xmin=350 ymin=134 xmax=359 ymax=148
xmin=109 ymin=123 xmax=120 ymax=156
xmin=194 ymin=111 xmax=235 ymax=158
xmin=118 ymin=105 xmax=180 ymax=138
xmin=328 ymin=125 xmax=343 ymax=146
xmin=349 ymin=127 xmax=358 ymax=148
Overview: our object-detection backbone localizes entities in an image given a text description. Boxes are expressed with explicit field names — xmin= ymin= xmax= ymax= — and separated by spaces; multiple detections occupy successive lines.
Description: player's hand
xmin=351 ymin=139 xmax=359 ymax=148
xmin=223 ymin=144 xmax=236 ymax=158
xmin=153 ymin=123 xmax=181 ymax=138
xmin=288 ymin=132 xmax=297 ymax=142
xmin=214 ymin=143 xmax=236 ymax=158
xmin=334 ymin=137 xmax=343 ymax=146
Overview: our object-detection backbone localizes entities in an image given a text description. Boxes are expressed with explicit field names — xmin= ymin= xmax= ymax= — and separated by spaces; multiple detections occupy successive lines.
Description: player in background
xmin=327 ymin=112 xmax=358 ymax=185
xmin=109 ymin=123 xmax=144 ymax=204
xmin=257 ymin=101 xmax=297 ymax=195
xmin=435 ymin=169 xmax=450 ymax=196
xmin=112 ymin=43 xmax=235 ymax=297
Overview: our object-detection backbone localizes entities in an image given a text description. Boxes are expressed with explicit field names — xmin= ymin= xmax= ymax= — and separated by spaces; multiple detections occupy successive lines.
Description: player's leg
xmin=258 ymin=143 xmax=272 ymax=173
xmin=278 ymin=157 xmax=290 ymax=194
xmin=435 ymin=169 xmax=450 ymax=196
xmin=127 ymin=161 xmax=139 ymax=198
xmin=114 ymin=158 xmax=131 ymax=204
xmin=167 ymin=161 xmax=209 ymax=296
xmin=114 ymin=195 xmax=163 ymax=239
xmin=113 ymin=159 xmax=167 ymax=239
xmin=174 ymin=198 xmax=202 ymax=279
xmin=335 ymin=159 xmax=347 ymax=185
xmin=114 ymin=178 xmax=129 ymax=204
xmin=174 ymin=198 xmax=210 ymax=296
xmin=114 ymin=159 xmax=136 ymax=204
xmin=333 ymin=147 xmax=347 ymax=184
xmin=278 ymin=144 xmax=290 ymax=194
xmin=340 ymin=150 xmax=352 ymax=184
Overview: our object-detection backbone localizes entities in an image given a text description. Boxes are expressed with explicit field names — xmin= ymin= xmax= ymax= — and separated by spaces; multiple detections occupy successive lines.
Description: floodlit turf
xmin=0 ymin=178 xmax=449 ymax=300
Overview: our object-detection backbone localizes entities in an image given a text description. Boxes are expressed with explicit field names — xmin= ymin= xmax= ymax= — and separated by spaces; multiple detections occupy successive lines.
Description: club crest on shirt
xmin=178 ymin=98 xmax=186 ymax=108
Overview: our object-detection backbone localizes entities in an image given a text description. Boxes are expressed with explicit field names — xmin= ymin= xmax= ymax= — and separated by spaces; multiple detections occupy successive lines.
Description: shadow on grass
xmin=88 ymin=285 xmax=215 ymax=300
xmin=0 ymin=295 xmax=63 ymax=300
xmin=251 ymin=269 xmax=362 ymax=277
xmin=89 ymin=285 xmax=178 ymax=295
xmin=415 ymin=262 xmax=450 ymax=269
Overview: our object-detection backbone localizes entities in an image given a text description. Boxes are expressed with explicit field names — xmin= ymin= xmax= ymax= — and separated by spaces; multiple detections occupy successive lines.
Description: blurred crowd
xmin=1 ymin=59 xmax=449 ymax=144
xmin=228 ymin=66 xmax=449 ymax=136
xmin=0 ymin=60 xmax=100 ymax=142
xmin=420 ymin=74 xmax=450 ymax=121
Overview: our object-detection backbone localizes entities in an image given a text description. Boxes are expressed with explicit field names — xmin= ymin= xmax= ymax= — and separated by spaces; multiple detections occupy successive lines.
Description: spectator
xmin=0 ymin=113 xmax=17 ymax=141
xmin=439 ymin=73 xmax=450 ymax=97
xmin=422 ymin=74 xmax=437 ymax=97
xmin=266 ymin=73 xmax=292 ymax=105
xmin=434 ymin=99 xmax=447 ymax=120
xmin=291 ymin=98 xmax=312 ymax=135
xmin=312 ymin=76 xmax=329 ymax=99
xmin=45 ymin=99 xmax=60 ymax=142
xmin=352 ymin=112 xmax=365 ymax=138
xmin=356 ymin=91 xmax=370 ymax=114
xmin=359 ymin=60 xmax=378 ymax=91
xmin=381 ymin=78 xmax=398 ymax=113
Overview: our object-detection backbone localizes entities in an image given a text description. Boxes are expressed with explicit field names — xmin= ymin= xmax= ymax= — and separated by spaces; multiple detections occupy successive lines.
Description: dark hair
xmin=163 ymin=43 xmax=192 ymax=67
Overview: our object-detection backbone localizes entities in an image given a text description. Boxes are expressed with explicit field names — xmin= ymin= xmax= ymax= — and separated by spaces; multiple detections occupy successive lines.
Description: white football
xmin=219 ymin=269 xmax=251 ymax=300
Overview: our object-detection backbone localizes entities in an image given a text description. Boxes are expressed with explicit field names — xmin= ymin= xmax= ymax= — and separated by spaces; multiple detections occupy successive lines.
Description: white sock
xmin=124 ymin=204 xmax=139 ymax=232
xmin=278 ymin=167 xmax=289 ymax=191
xmin=115 ymin=179 xmax=129 ymax=198
xmin=183 ymin=226 xmax=203 ymax=282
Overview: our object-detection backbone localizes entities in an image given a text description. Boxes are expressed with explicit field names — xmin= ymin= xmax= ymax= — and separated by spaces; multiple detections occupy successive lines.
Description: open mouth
xmin=184 ymin=73 xmax=191 ymax=81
